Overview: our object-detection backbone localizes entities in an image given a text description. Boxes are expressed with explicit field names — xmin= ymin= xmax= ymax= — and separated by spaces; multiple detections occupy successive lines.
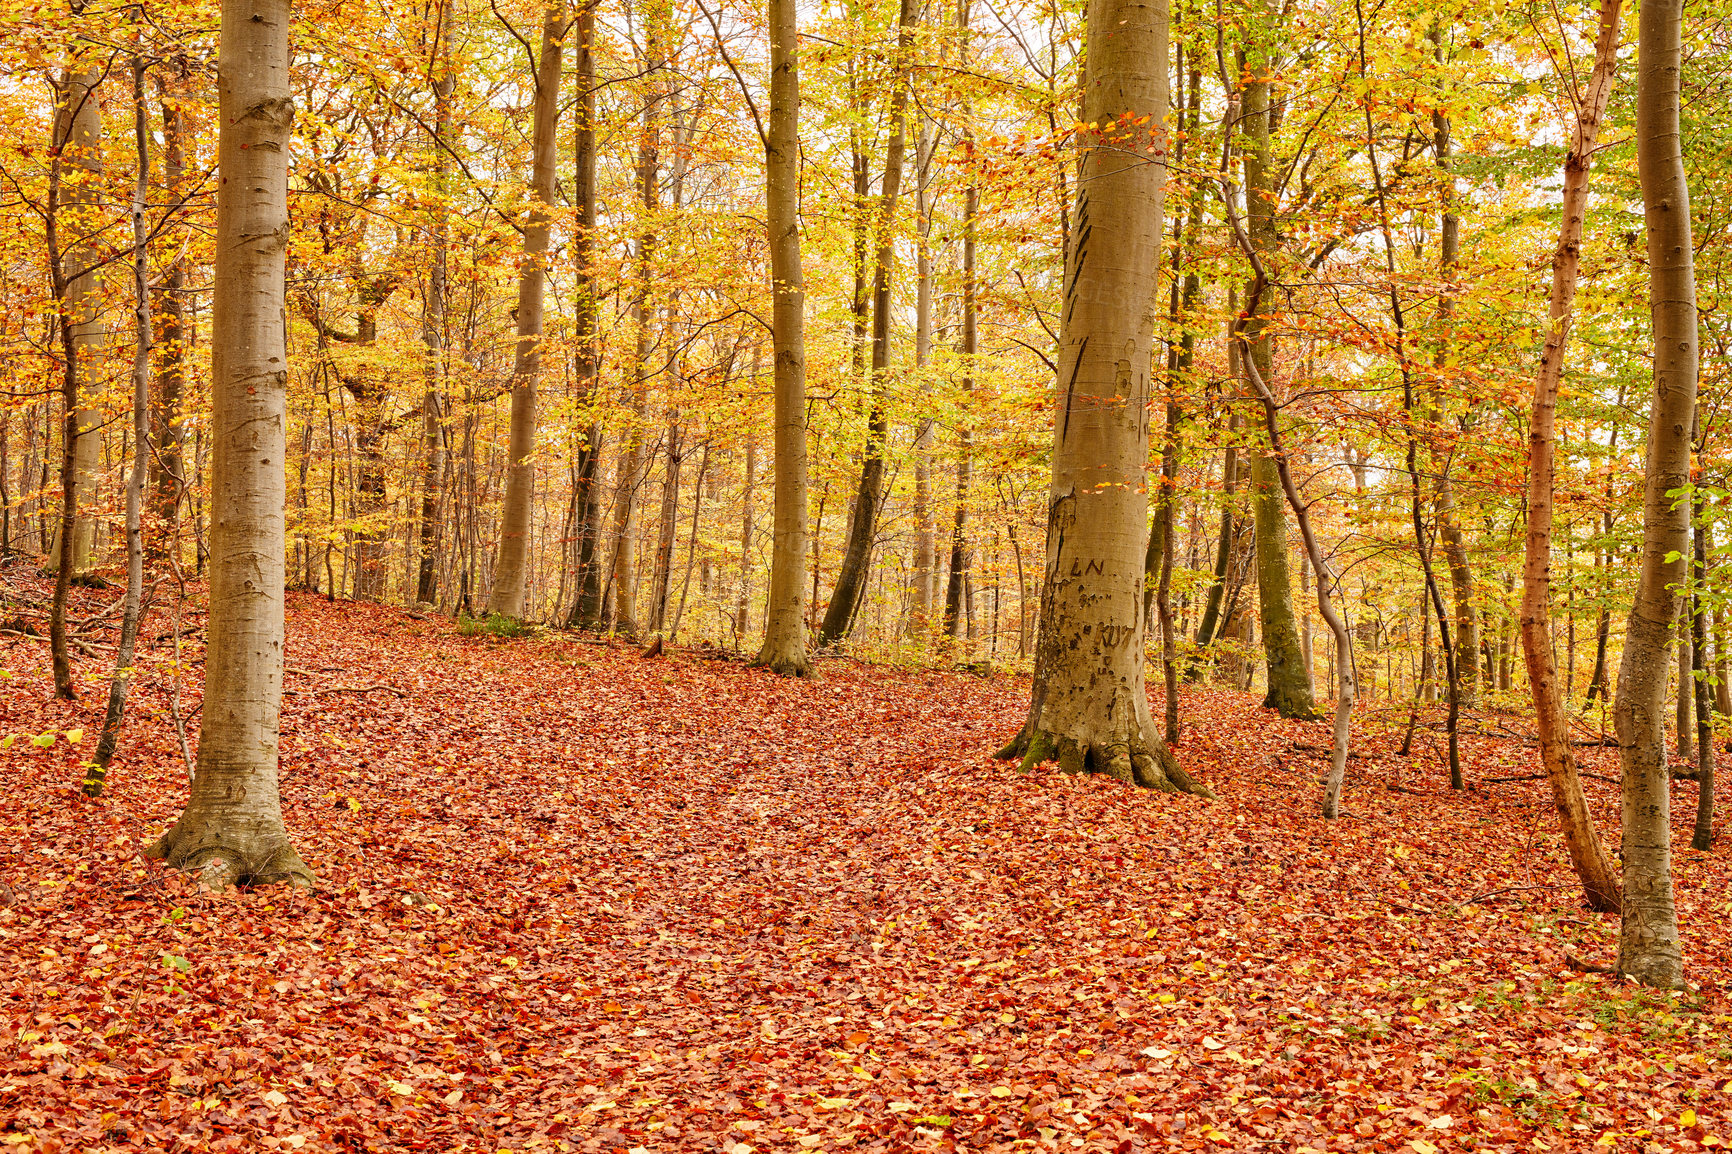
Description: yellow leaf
xmin=347 ymin=797 xmax=361 ymax=813
xmin=1683 ymin=1110 xmax=1699 ymax=1128
xmin=261 ymin=1090 xmax=288 ymax=1108
xmin=388 ymin=1080 xmax=413 ymax=1096
xmin=444 ymin=1090 xmax=463 ymax=1105
xmin=990 ymin=1086 xmax=1015 ymax=1098
xmin=64 ymin=729 xmax=83 ymax=744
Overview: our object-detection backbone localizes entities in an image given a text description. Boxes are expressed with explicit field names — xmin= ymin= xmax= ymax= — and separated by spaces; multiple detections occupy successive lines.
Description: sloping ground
xmin=2 ymin=568 xmax=1729 ymax=1153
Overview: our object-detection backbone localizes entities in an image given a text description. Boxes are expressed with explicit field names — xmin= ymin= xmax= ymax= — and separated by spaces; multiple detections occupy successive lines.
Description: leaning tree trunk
xmin=151 ymin=62 xmax=190 ymax=558
xmin=1616 ymin=0 xmax=1691 ymax=989
xmin=1005 ymin=0 xmax=1204 ymax=796
xmin=147 ymin=0 xmax=313 ymax=888
xmin=1518 ymin=0 xmax=1623 ymax=914
xmin=487 ymin=0 xmax=565 ymax=619
xmin=752 ymin=0 xmax=813 ymax=676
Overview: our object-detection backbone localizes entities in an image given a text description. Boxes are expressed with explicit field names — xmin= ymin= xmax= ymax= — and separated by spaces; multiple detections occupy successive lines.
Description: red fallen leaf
xmin=3 ymin=580 xmax=1728 ymax=1154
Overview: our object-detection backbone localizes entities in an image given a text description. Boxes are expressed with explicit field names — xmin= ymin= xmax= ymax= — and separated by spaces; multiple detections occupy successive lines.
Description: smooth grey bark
xmin=488 ymin=1 xmax=566 ymax=618
xmin=1616 ymin=0 xmax=1690 ymax=989
xmin=1008 ymin=0 xmax=1203 ymax=795
xmin=148 ymin=0 xmax=312 ymax=887
xmin=752 ymin=0 xmax=812 ymax=675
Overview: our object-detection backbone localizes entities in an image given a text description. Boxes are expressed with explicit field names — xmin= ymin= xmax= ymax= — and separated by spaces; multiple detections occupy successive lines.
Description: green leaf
xmin=911 ymin=1115 xmax=953 ymax=1127
xmin=162 ymin=953 xmax=191 ymax=972
xmin=32 ymin=733 xmax=54 ymax=748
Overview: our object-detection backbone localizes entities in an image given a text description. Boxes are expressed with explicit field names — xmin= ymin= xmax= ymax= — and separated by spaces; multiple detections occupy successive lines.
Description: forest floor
xmin=2 ymin=562 xmax=1730 ymax=1154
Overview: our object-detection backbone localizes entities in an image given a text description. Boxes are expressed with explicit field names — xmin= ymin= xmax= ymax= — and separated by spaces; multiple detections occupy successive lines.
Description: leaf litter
xmin=2 ymin=577 xmax=1729 ymax=1152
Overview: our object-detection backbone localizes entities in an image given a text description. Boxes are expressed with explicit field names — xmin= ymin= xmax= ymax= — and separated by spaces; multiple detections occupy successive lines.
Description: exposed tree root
xmin=147 ymin=821 xmax=314 ymax=890
xmin=1003 ymin=726 xmax=1213 ymax=798
xmin=751 ymin=642 xmax=815 ymax=679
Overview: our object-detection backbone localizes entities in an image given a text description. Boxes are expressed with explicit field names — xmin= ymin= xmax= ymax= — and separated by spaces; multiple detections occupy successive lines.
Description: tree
xmin=1239 ymin=7 xmax=1317 ymax=720
xmin=1616 ymin=0 xmax=1691 ymax=989
xmin=488 ymin=0 xmax=567 ymax=620
xmin=752 ymin=0 xmax=813 ymax=676
xmin=147 ymin=0 xmax=313 ymax=887
xmin=45 ymin=60 xmax=106 ymax=701
xmin=1518 ymin=0 xmax=1623 ymax=915
xmin=1007 ymin=0 xmax=1204 ymax=794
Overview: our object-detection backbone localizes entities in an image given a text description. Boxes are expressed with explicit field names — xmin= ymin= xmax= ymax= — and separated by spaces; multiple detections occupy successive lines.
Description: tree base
xmin=1262 ymin=685 xmax=1322 ymax=721
xmin=147 ymin=816 xmax=314 ymax=889
xmin=999 ymin=725 xmax=1213 ymax=798
xmin=751 ymin=640 xmax=815 ymax=679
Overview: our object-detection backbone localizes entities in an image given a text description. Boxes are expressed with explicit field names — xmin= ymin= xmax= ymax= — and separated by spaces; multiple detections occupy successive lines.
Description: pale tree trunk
xmin=1678 ymin=623 xmax=1695 ymax=760
xmin=46 ymin=63 xmax=106 ymax=700
xmin=488 ymin=0 xmax=565 ymax=618
xmin=416 ymin=6 xmax=455 ymax=606
xmin=1518 ymin=0 xmax=1624 ymax=914
xmin=1006 ymin=0 xmax=1204 ymax=796
xmin=752 ymin=0 xmax=812 ymax=675
xmin=1241 ymin=37 xmax=1315 ymax=720
xmin=817 ymin=0 xmax=917 ymax=645
xmin=1219 ymin=129 xmax=1356 ymax=816
xmin=1616 ymin=0 xmax=1690 ymax=988
xmin=88 ymin=45 xmax=154 ymax=795
xmin=148 ymin=0 xmax=312 ymax=887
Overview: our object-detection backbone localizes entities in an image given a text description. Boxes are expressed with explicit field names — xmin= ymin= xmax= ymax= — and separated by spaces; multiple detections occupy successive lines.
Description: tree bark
xmin=151 ymin=63 xmax=190 ymax=558
xmin=1616 ymin=0 xmax=1690 ymax=988
xmin=1009 ymin=0 xmax=1203 ymax=796
xmin=817 ymin=0 xmax=918 ymax=645
xmin=487 ymin=0 xmax=566 ymax=618
xmin=148 ymin=0 xmax=313 ymax=887
xmin=944 ymin=45 xmax=977 ymax=645
xmin=752 ymin=0 xmax=812 ymax=675
xmin=1518 ymin=0 xmax=1624 ymax=915
xmin=569 ymin=0 xmax=606 ymax=628
xmin=1691 ymin=485 xmax=1715 ymax=851
xmin=1241 ymin=44 xmax=1316 ymax=720
xmin=88 ymin=44 xmax=155 ymax=795
xmin=415 ymin=6 xmax=455 ymax=606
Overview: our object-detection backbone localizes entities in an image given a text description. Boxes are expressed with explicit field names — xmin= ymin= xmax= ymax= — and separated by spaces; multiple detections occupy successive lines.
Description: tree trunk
xmin=752 ymin=0 xmax=812 ymax=675
xmin=909 ymin=116 xmax=936 ymax=638
xmin=1692 ymin=487 xmax=1715 ymax=850
xmin=88 ymin=46 xmax=155 ymax=795
xmin=45 ymin=63 xmax=106 ymax=699
xmin=487 ymin=0 xmax=565 ymax=618
xmin=151 ymin=63 xmax=189 ymax=557
xmin=1616 ymin=0 xmax=1690 ymax=989
xmin=943 ymin=68 xmax=977 ymax=644
xmin=1242 ymin=54 xmax=1317 ymax=720
xmin=1518 ymin=0 xmax=1624 ymax=915
xmin=569 ymin=0 xmax=606 ymax=628
xmin=148 ymin=0 xmax=313 ymax=888
xmin=817 ymin=0 xmax=918 ymax=645
xmin=1008 ymin=0 xmax=1203 ymax=796
xmin=416 ymin=7 xmax=455 ymax=606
